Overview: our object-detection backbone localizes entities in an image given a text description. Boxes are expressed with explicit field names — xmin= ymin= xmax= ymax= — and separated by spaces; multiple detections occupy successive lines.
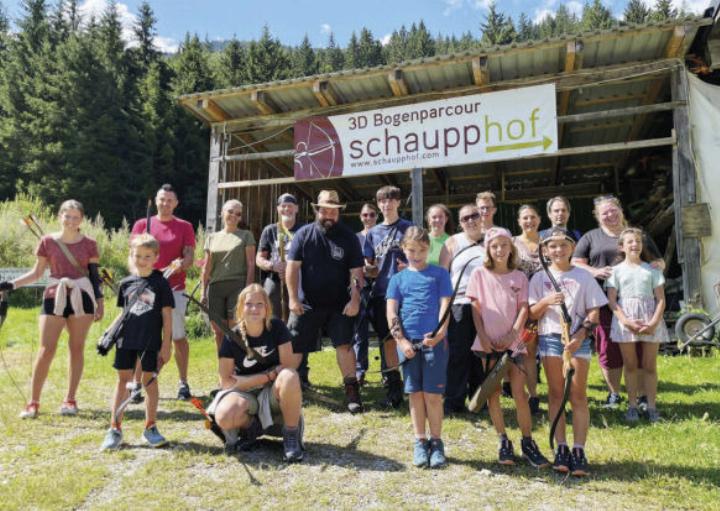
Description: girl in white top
xmin=606 ymin=228 xmax=668 ymax=423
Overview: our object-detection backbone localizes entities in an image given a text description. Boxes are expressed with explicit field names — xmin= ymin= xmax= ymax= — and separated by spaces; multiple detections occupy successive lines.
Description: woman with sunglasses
xmin=426 ymin=204 xmax=453 ymax=266
xmin=201 ymin=199 xmax=256 ymax=350
xmin=572 ymin=195 xmax=663 ymax=409
xmin=438 ymin=205 xmax=486 ymax=414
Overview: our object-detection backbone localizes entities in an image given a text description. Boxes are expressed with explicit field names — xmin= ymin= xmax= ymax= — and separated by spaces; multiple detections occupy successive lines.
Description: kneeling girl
xmin=210 ymin=284 xmax=304 ymax=462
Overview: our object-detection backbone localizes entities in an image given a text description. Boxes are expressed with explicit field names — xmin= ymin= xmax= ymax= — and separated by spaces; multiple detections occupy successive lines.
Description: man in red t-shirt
xmin=131 ymin=184 xmax=196 ymax=400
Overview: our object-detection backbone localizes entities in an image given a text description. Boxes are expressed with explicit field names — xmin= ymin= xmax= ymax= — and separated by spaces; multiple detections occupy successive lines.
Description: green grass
xmin=1 ymin=303 xmax=719 ymax=510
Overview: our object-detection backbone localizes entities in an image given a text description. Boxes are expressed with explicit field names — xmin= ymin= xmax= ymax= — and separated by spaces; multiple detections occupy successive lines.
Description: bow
xmin=276 ymin=222 xmax=289 ymax=323
xmin=294 ymin=120 xmax=338 ymax=178
xmin=145 ymin=198 xmax=153 ymax=234
xmin=0 ymin=291 xmax=28 ymax=404
xmin=538 ymin=246 xmax=575 ymax=451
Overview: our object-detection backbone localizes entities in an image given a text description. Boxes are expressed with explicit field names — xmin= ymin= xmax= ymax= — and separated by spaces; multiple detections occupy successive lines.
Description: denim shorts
xmin=398 ymin=339 xmax=449 ymax=394
xmin=538 ymin=334 xmax=592 ymax=360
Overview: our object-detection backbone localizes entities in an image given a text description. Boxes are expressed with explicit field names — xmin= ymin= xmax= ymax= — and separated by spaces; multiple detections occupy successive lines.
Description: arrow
xmin=486 ymin=136 xmax=553 ymax=153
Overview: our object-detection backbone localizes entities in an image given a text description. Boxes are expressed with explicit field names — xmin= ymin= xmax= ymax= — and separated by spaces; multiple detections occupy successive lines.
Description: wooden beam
xmin=471 ymin=56 xmax=490 ymax=86
xmin=557 ymin=101 xmax=684 ymax=124
xmin=388 ymin=69 xmax=410 ymax=97
xmin=553 ymin=40 xmax=583 ymax=185
xmin=671 ymin=67 xmax=703 ymax=307
xmin=411 ymin=168 xmax=424 ymax=226
xmin=221 ymin=59 xmax=680 ymax=131
xmin=250 ymin=90 xmax=278 ymax=115
xmin=503 ymin=182 xmax=603 ymax=202
xmin=573 ymin=92 xmax=646 ymax=107
xmin=206 ymin=127 xmax=224 ymax=233
xmin=312 ymin=80 xmax=340 ymax=107
xmin=197 ymin=99 xmax=230 ymax=122
xmin=664 ymin=25 xmax=687 ymax=58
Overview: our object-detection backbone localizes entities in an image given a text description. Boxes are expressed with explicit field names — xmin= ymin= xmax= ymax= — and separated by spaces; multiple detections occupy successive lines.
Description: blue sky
xmin=2 ymin=0 xmax=710 ymax=53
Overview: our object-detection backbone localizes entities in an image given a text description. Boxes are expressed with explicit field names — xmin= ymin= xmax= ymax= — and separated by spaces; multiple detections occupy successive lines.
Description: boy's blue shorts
xmin=398 ymin=339 xmax=448 ymax=394
xmin=538 ymin=334 xmax=592 ymax=360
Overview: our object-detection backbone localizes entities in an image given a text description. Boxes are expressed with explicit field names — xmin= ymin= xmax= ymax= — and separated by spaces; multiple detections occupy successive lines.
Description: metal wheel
xmin=675 ymin=313 xmax=715 ymax=347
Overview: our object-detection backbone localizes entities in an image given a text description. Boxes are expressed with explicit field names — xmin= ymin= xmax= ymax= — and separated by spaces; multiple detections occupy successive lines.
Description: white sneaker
xmin=20 ymin=402 xmax=39 ymax=419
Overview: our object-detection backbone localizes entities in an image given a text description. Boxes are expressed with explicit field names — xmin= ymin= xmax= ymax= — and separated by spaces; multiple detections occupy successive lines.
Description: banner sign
xmin=293 ymin=84 xmax=557 ymax=180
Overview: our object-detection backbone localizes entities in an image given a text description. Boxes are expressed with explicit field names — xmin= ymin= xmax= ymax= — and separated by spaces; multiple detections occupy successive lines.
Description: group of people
xmin=0 ymin=184 xmax=670 ymax=473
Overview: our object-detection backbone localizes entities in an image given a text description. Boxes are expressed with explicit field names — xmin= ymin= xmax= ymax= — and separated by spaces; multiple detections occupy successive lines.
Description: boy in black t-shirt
xmin=101 ymin=234 xmax=174 ymax=450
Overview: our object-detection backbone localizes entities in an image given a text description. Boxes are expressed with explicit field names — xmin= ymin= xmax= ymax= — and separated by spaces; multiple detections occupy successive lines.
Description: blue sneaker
xmin=429 ymin=438 xmax=446 ymax=469
xmin=100 ymin=428 xmax=123 ymax=451
xmin=413 ymin=439 xmax=429 ymax=468
xmin=143 ymin=425 xmax=168 ymax=448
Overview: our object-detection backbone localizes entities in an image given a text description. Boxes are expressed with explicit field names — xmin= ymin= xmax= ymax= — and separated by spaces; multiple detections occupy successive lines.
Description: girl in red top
xmin=1 ymin=200 xmax=104 ymax=418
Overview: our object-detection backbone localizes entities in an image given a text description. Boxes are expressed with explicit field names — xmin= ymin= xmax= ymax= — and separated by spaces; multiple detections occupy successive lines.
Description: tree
xmin=650 ymin=0 xmax=677 ymax=21
xmin=581 ymin=0 xmax=615 ymax=31
xmin=356 ymin=27 xmax=383 ymax=67
xmin=291 ymin=34 xmax=317 ymax=78
xmin=480 ymin=2 xmax=516 ymax=46
xmin=555 ymin=5 xmax=580 ymax=35
xmin=245 ymin=25 xmax=290 ymax=83
xmin=624 ymin=0 xmax=650 ymax=24
xmin=215 ymin=36 xmax=247 ymax=87
xmin=318 ymin=32 xmax=344 ymax=72
xmin=407 ymin=21 xmax=435 ymax=59
xmin=516 ymin=12 xmax=535 ymax=42
xmin=344 ymin=32 xmax=360 ymax=68
xmin=385 ymin=26 xmax=408 ymax=64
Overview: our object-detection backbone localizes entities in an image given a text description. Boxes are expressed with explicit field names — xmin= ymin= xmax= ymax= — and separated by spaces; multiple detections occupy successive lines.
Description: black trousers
xmin=445 ymin=303 xmax=483 ymax=411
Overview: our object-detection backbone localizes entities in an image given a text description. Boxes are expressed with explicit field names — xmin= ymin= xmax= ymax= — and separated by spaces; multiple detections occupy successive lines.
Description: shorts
xmin=172 ymin=291 xmax=188 ymax=340
xmin=288 ymin=305 xmax=354 ymax=353
xmin=114 ymin=347 xmax=158 ymax=372
xmin=538 ymin=334 xmax=592 ymax=360
xmin=595 ymin=305 xmax=623 ymax=369
xmin=399 ymin=339 xmax=449 ymax=394
xmin=41 ymin=291 xmax=95 ymax=317
xmin=208 ymin=279 xmax=243 ymax=322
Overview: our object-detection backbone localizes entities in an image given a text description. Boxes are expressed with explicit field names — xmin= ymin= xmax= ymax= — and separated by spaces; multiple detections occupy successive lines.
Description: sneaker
xmin=602 ymin=392 xmax=623 ymax=409
xmin=223 ymin=428 xmax=239 ymax=454
xmin=498 ymin=438 xmax=516 ymax=466
xmin=59 ymin=399 xmax=78 ymax=416
xmin=429 ymin=438 xmax=446 ymax=469
xmin=571 ymin=447 xmax=589 ymax=477
xmin=282 ymin=417 xmax=304 ymax=463
xmin=177 ymin=381 xmax=192 ymax=401
xmin=528 ymin=396 xmax=541 ymax=415
xmin=502 ymin=381 xmax=513 ymax=398
xmin=344 ymin=377 xmax=364 ymax=414
xmin=638 ymin=395 xmax=648 ymax=413
xmin=142 ymin=425 xmax=168 ymax=448
xmin=552 ymin=444 xmax=572 ymax=473
xmin=19 ymin=401 xmax=39 ymax=419
xmin=625 ymin=406 xmax=640 ymax=423
xmin=521 ymin=437 xmax=550 ymax=468
xmin=236 ymin=416 xmax=263 ymax=451
xmin=647 ymin=408 xmax=661 ymax=423
xmin=100 ymin=428 xmax=123 ymax=451
xmin=384 ymin=370 xmax=404 ymax=409
xmin=130 ymin=383 xmax=145 ymax=404
xmin=413 ymin=438 xmax=430 ymax=468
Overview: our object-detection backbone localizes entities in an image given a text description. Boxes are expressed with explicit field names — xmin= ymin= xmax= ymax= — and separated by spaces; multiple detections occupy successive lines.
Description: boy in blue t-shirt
xmin=386 ymin=227 xmax=453 ymax=469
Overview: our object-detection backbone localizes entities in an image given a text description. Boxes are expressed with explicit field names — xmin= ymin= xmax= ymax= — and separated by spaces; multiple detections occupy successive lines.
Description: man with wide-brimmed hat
xmin=286 ymin=190 xmax=365 ymax=413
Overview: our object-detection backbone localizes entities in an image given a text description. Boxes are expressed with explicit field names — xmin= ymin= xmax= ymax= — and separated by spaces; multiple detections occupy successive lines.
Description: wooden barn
xmin=179 ymin=13 xmax=720 ymax=310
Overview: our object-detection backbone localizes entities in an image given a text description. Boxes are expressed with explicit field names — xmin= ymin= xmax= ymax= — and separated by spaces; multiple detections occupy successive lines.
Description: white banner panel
xmin=293 ymin=84 xmax=558 ymax=180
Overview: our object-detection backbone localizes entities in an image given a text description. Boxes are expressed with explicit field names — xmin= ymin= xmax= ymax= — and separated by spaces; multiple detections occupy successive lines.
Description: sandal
xmin=20 ymin=401 xmax=39 ymax=419
xmin=60 ymin=399 xmax=78 ymax=416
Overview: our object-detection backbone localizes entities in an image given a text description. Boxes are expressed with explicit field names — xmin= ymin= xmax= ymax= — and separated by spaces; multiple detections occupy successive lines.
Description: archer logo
xmin=294 ymin=117 xmax=344 ymax=179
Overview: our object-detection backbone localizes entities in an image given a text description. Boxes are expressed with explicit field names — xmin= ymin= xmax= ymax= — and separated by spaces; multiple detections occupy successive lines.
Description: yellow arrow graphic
xmin=486 ymin=136 xmax=553 ymax=153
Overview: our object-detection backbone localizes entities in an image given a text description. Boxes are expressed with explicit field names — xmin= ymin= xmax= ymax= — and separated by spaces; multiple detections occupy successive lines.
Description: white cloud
xmin=320 ymin=23 xmax=332 ymax=35
xmin=78 ymin=0 xmax=179 ymax=54
xmin=567 ymin=0 xmax=583 ymax=16
xmin=533 ymin=8 xmax=554 ymax=24
xmin=381 ymin=33 xmax=392 ymax=46
xmin=442 ymin=0 xmax=464 ymax=16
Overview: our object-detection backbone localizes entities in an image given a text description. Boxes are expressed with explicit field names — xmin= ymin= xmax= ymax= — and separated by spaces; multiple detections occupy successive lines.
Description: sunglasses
xmin=460 ymin=212 xmax=481 ymax=223
xmin=361 ymin=212 xmax=376 ymax=218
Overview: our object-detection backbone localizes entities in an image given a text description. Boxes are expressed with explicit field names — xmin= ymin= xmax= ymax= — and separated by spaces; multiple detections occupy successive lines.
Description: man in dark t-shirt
xmin=286 ymin=190 xmax=365 ymax=414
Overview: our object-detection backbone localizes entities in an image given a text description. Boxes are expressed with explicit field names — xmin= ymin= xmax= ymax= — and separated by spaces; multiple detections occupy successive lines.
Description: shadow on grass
xmin=302 ymin=382 xmax=412 ymax=415
xmin=588 ymin=381 xmax=720 ymax=394
xmin=172 ymin=437 xmax=405 ymax=473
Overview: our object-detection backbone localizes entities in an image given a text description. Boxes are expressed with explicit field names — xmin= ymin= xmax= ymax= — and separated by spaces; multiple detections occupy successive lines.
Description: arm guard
xmin=88 ymin=263 xmax=104 ymax=299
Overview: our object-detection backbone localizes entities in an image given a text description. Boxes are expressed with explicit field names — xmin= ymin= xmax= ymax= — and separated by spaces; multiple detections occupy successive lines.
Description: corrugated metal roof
xmin=179 ymin=17 xmax=711 ymax=126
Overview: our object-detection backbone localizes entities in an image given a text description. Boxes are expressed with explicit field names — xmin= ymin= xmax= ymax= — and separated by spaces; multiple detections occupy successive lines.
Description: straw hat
xmin=312 ymin=190 xmax=346 ymax=210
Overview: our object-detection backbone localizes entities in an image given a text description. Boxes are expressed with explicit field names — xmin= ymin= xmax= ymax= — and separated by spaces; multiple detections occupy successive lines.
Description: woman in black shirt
xmin=209 ymin=284 xmax=304 ymax=462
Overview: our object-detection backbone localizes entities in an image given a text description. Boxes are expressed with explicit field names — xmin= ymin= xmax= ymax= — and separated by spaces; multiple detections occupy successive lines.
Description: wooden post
xmin=411 ymin=168 xmax=423 ymax=226
xmin=206 ymin=126 xmax=224 ymax=234
xmin=671 ymin=67 xmax=703 ymax=308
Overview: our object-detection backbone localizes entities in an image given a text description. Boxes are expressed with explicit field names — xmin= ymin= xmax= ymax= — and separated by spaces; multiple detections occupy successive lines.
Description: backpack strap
xmin=52 ymin=236 xmax=88 ymax=277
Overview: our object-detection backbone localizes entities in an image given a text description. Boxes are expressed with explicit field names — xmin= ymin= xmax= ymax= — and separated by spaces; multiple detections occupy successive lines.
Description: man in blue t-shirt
xmin=363 ymin=185 xmax=413 ymax=408
xmin=286 ymin=190 xmax=365 ymax=414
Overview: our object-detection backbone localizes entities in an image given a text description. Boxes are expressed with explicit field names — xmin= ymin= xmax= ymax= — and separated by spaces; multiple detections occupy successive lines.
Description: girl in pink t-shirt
xmin=1 ymin=200 xmax=104 ymax=419
xmin=466 ymin=227 xmax=549 ymax=468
